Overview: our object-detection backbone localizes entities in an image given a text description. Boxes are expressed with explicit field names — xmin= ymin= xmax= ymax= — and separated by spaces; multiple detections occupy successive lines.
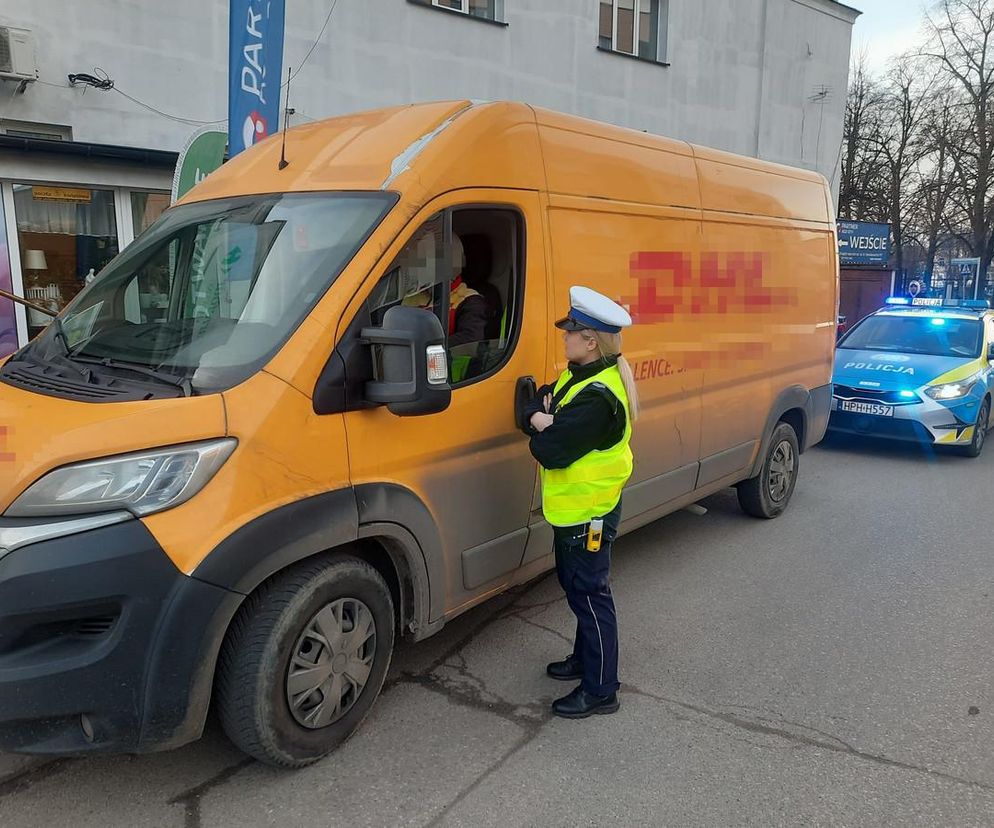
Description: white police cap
xmin=555 ymin=286 xmax=633 ymax=334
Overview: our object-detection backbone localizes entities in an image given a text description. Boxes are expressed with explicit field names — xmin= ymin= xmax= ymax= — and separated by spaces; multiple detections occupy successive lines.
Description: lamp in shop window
xmin=23 ymin=249 xmax=47 ymax=285
xmin=22 ymin=250 xmax=57 ymax=327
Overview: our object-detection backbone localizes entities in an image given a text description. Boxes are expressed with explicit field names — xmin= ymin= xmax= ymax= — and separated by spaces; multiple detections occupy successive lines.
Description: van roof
xmin=182 ymin=100 xmax=832 ymax=223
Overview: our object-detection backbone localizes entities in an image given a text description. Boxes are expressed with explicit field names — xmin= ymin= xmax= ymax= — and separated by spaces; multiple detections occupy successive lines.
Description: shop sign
xmin=32 ymin=186 xmax=92 ymax=203
xmin=838 ymin=221 xmax=890 ymax=267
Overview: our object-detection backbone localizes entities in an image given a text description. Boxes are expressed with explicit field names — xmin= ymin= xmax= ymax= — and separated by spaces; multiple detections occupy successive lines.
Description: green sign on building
xmin=171 ymin=127 xmax=228 ymax=203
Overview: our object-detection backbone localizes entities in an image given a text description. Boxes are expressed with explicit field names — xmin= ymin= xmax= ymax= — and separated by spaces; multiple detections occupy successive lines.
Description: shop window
xmin=598 ymin=0 xmax=669 ymax=64
xmin=0 ymin=196 xmax=17 ymax=357
xmin=13 ymin=184 xmax=118 ymax=339
xmin=131 ymin=191 xmax=171 ymax=237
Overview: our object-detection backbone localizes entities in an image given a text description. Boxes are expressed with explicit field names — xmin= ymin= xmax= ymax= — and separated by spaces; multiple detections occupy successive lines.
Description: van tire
xmin=736 ymin=421 xmax=799 ymax=519
xmin=959 ymin=397 xmax=990 ymax=458
xmin=216 ymin=555 xmax=395 ymax=768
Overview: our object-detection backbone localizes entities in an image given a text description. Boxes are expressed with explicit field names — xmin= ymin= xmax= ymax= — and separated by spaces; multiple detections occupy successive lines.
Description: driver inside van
xmin=403 ymin=234 xmax=489 ymax=347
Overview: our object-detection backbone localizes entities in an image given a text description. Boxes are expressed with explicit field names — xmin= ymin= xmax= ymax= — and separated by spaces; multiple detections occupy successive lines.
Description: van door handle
xmin=515 ymin=376 xmax=537 ymax=430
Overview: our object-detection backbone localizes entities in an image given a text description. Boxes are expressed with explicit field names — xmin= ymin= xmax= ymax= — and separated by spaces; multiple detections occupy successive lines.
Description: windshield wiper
xmin=69 ymin=354 xmax=193 ymax=397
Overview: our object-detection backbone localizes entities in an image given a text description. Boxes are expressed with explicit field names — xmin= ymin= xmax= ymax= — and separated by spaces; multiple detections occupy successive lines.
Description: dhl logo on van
xmin=621 ymin=252 xmax=801 ymax=378
xmin=0 ymin=427 xmax=14 ymax=463
xmin=622 ymin=251 xmax=796 ymax=324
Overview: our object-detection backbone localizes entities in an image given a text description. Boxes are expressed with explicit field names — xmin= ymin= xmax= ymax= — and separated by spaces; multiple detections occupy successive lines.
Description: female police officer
xmin=522 ymin=286 xmax=639 ymax=718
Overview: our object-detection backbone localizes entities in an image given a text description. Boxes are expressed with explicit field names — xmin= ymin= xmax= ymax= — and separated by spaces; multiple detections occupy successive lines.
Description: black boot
xmin=551 ymin=685 xmax=620 ymax=719
xmin=546 ymin=654 xmax=583 ymax=681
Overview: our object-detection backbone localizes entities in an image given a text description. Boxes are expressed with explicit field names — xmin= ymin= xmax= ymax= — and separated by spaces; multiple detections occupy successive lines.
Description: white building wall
xmin=0 ymin=0 xmax=858 ymax=189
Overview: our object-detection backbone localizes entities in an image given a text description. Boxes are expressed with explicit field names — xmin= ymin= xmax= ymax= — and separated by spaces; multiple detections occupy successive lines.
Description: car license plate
xmin=839 ymin=400 xmax=894 ymax=417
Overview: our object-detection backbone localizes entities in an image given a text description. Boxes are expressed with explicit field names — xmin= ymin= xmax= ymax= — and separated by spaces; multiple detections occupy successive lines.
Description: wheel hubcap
xmin=976 ymin=406 xmax=989 ymax=450
xmin=768 ymin=439 xmax=795 ymax=503
xmin=286 ymin=597 xmax=376 ymax=729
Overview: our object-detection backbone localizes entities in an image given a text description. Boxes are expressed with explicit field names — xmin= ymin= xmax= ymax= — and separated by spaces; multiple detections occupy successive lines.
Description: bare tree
xmin=913 ymin=94 xmax=960 ymax=287
xmin=922 ymin=0 xmax=994 ymax=293
xmin=838 ymin=57 xmax=888 ymax=221
xmin=871 ymin=56 xmax=933 ymax=282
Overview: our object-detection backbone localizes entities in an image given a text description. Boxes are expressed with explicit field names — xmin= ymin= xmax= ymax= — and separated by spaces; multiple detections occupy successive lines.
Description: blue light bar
xmin=885 ymin=297 xmax=910 ymax=305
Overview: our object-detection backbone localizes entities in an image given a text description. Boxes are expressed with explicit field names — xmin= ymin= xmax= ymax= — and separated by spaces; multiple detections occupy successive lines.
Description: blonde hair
xmin=580 ymin=330 xmax=641 ymax=422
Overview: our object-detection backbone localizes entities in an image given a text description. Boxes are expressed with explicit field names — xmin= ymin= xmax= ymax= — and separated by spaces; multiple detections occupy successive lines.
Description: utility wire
xmin=111 ymin=88 xmax=225 ymax=125
xmin=62 ymin=68 xmax=225 ymax=125
xmin=32 ymin=0 xmax=345 ymax=132
xmin=286 ymin=0 xmax=341 ymax=84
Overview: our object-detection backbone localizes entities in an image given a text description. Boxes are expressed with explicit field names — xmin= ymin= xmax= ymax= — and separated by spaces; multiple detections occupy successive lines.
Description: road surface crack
xmin=0 ymin=759 xmax=74 ymax=801
xmin=424 ymin=729 xmax=543 ymax=828
xmin=623 ymin=684 xmax=994 ymax=793
xmin=168 ymin=758 xmax=254 ymax=828
xmin=512 ymin=614 xmax=573 ymax=647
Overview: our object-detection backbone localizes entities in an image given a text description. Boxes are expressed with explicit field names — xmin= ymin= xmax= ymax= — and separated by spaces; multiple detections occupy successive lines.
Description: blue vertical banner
xmin=228 ymin=0 xmax=286 ymax=157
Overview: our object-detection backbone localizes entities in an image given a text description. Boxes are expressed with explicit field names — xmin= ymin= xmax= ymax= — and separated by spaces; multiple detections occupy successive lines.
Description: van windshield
xmin=839 ymin=314 xmax=983 ymax=358
xmin=24 ymin=192 xmax=395 ymax=393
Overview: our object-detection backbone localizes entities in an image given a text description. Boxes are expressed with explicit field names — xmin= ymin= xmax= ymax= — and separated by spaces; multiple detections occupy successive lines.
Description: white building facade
xmin=0 ymin=0 xmax=858 ymax=352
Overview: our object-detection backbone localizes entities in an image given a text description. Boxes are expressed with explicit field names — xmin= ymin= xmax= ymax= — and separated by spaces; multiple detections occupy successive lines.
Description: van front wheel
xmin=217 ymin=556 xmax=395 ymax=768
xmin=736 ymin=422 xmax=799 ymax=519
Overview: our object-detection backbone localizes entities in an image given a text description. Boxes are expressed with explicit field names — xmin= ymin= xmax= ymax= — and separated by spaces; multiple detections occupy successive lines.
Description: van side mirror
xmin=361 ymin=306 xmax=451 ymax=416
xmin=988 ymin=342 xmax=994 ymax=360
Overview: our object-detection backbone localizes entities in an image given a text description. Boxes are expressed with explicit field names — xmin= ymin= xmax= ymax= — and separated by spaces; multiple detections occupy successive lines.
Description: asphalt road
xmin=3 ymin=433 xmax=994 ymax=827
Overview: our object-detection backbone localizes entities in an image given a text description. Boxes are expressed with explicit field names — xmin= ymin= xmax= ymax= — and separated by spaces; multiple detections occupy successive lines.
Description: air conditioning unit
xmin=0 ymin=27 xmax=38 ymax=84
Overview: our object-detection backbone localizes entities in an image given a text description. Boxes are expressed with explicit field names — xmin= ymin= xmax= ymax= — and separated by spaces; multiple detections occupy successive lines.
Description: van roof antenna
xmin=279 ymin=66 xmax=292 ymax=171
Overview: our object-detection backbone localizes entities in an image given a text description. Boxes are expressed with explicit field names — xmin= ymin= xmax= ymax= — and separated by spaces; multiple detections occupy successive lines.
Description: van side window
xmin=368 ymin=207 xmax=524 ymax=386
xmin=369 ymin=213 xmax=447 ymax=329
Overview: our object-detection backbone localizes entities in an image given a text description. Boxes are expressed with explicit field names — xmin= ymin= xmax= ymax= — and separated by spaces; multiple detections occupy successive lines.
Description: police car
xmin=829 ymin=297 xmax=994 ymax=456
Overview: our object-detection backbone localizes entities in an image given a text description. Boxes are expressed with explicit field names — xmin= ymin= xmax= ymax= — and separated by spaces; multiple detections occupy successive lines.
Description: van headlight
xmin=924 ymin=380 xmax=978 ymax=401
xmin=5 ymin=439 xmax=237 ymax=518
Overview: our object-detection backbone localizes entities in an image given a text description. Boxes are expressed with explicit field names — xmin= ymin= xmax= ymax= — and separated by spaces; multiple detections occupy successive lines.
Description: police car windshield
xmin=839 ymin=314 xmax=982 ymax=358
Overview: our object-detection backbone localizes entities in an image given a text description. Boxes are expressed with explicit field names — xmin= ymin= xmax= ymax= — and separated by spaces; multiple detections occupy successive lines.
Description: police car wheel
xmin=216 ymin=555 xmax=395 ymax=768
xmin=960 ymin=398 xmax=990 ymax=459
xmin=736 ymin=421 xmax=799 ymax=519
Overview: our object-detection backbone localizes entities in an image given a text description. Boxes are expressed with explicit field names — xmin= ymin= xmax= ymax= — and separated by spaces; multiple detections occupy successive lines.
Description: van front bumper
xmin=0 ymin=516 xmax=241 ymax=755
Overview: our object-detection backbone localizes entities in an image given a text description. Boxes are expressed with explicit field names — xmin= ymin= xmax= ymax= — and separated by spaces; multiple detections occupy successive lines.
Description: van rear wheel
xmin=216 ymin=556 xmax=394 ymax=768
xmin=736 ymin=421 xmax=799 ymax=519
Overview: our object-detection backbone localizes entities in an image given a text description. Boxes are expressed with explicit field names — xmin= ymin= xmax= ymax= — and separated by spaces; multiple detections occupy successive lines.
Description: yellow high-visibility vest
xmin=540 ymin=363 xmax=633 ymax=527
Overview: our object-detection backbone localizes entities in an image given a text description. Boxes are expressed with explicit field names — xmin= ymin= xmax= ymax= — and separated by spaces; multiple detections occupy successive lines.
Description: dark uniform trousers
xmin=553 ymin=499 xmax=623 ymax=697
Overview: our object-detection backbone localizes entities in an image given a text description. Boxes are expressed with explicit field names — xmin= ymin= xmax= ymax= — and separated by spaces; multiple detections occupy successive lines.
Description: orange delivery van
xmin=0 ymin=101 xmax=837 ymax=766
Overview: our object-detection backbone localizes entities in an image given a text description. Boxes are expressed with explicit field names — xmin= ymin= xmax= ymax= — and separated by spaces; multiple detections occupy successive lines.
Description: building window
xmin=0 ymin=120 xmax=72 ymax=141
xmin=131 ymin=191 xmax=171 ymax=237
xmin=599 ymin=0 xmax=669 ymax=64
xmin=410 ymin=0 xmax=505 ymax=24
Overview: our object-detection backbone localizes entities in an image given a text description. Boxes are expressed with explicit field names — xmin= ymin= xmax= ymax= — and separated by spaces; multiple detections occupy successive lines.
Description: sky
xmin=850 ymin=0 xmax=932 ymax=77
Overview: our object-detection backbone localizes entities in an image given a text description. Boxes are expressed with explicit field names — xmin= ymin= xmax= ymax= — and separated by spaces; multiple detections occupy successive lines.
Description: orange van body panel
xmin=2 ymin=100 xmax=836 ymax=591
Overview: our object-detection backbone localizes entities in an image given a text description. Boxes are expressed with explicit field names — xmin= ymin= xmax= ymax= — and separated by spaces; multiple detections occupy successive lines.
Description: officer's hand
xmin=531 ymin=411 xmax=554 ymax=432
xmin=543 ymin=394 xmax=552 ymax=413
